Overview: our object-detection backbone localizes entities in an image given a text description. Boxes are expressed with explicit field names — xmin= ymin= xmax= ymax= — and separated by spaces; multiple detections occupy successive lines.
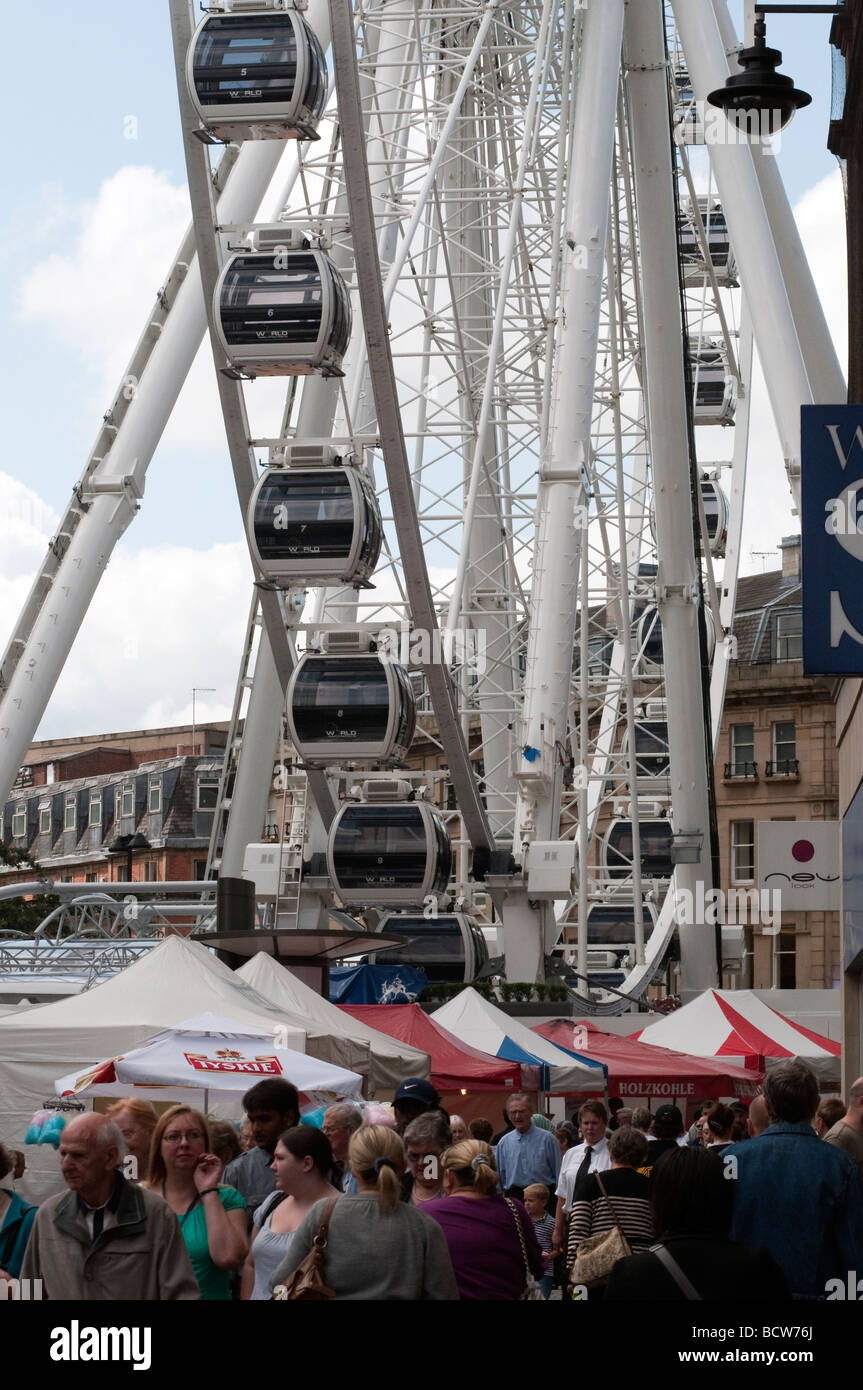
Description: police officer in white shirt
xmin=552 ymin=1101 xmax=611 ymax=1252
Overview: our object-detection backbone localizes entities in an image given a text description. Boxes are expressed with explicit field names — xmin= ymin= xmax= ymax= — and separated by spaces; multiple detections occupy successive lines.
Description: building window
xmin=39 ymin=805 xmax=52 ymax=835
xmin=731 ymin=724 xmax=755 ymax=774
xmin=772 ymin=720 xmax=796 ymax=760
xmin=46 ymin=762 xmax=56 ymax=784
xmin=64 ymin=796 xmax=76 ymax=832
xmin=777 ymin=927 xmax=796 ymax=989
xmin=142 ymin=859 xmax=159 ymax=882
xmin=89 ymin=791 xmax=102 ymax=827
xmin=85 ymin=872 xmax=98 ymax=883
xmin=774 ymin=611 xmax=802 ymax=661
xmin=197 ymin=779 xmax=219 ymax=812
xmin=11 ymin=806 xmax=26 ymax=839
xmin=731 ymin=820 xmax=755 ymax=882
xmin=117 ymin=785 xmax=134 ymax=819
xmin=148 ymin=775 xmax=162 ymax=814
xmin=194 ymin=859 xmax=209 ymax=881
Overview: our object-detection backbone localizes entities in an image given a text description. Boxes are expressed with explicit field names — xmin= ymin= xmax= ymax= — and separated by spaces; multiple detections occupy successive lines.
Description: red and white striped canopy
xmin=631 ymin=990 xmax=840 ymax=1085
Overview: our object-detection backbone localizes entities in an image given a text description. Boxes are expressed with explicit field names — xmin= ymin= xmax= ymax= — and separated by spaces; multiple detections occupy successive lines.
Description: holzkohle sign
xmin=802 ymin=405 xmax=863 ymax=674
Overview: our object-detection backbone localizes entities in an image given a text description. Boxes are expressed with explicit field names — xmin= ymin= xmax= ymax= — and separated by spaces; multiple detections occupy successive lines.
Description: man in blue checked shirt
xmin=495 ymin=1094 xmax=561 ymax=1207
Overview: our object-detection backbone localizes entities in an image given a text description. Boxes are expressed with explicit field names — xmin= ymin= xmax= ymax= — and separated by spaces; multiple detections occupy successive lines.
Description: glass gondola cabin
xmin=286 ymin=652 xmax=416 ymax=763
xmin=369 ymin=911 xmax=488 ymax=984
xmin=187 ymin=8 xmax=327 ymax=142
xmin=327 ymin=801 xmax=453 ymax=908
xmin=699 ymin=478 xmax=729 ymax=557
xmin=620 ymin=720 xmax=671 ymax=791
xmin=601 ymin=817 xmax=674 ymax=883
xmin=215 ymin=250 xmax=351 ymax=376
xmin=633 ymin=604 xmax=716 ymax=676
xmin=586 ymin=900 xmax=658 ymax=976
xmin=249 ymin=465 xmax=382 ymax=586
xmin=677 ymin=200 xmax=737 ymax=286
xmin=691 ymin=345 xmax=736 ymax=426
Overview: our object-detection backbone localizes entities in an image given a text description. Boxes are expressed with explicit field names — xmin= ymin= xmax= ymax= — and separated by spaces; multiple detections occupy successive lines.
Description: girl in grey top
xmin=249 ymin=1191 xmax=297 ymax=1300
xmin=270 ymin=1125 xmax=458 ymax=1301
xmin=241 ymin=1125 xmax=338 ymax=1300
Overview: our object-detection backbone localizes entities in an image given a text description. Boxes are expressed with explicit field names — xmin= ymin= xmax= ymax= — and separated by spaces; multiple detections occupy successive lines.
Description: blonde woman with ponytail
xmin=423 ymin=1141 xmax=545 ymax=1300
xmin=267 ymin=1125 xmax=458 ymax=1300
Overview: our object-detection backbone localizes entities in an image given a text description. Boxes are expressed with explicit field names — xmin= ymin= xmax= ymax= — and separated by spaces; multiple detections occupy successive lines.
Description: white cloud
xmin=0 ymin=468 xmax=255 ymax=740
xmin=15 ymin=164 xmax=290 ymax=455
xmin=35 ymin=537 xmax=255 ymax=740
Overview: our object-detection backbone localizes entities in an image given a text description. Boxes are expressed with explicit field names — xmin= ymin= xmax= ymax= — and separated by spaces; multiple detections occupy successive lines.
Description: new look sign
xmin=801 ymin=405 xmax=863 ymax=674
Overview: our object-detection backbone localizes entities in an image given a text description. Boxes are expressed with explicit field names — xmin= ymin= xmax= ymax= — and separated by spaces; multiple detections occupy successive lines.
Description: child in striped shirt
xmin=523 ymin=1183 xmax=558 ymax=1299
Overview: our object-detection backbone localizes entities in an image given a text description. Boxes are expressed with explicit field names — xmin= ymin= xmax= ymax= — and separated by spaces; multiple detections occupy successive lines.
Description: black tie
xmin=575 ymin=1145 xmax=593 ymax=1186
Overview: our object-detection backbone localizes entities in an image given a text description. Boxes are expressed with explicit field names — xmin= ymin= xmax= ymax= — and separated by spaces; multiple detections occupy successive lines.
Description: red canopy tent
xmin=340 ymin=1004 xmax=527 ymax=1092
xmin=533 ymin=1018 xmax=762 ymax=1101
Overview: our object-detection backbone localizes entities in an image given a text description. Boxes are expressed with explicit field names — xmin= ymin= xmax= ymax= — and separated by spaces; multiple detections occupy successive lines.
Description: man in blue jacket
xmin=726 ymin=1060 xmax=863 ymax=1298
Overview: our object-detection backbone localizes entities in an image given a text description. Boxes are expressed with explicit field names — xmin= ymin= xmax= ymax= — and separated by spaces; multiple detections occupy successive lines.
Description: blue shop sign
xmin=801 ymin=404 xmax=863 ymax=675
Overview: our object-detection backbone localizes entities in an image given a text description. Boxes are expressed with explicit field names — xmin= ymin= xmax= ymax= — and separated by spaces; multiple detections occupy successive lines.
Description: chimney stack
xmin=779 ymin=534 xmax=801 ymax=581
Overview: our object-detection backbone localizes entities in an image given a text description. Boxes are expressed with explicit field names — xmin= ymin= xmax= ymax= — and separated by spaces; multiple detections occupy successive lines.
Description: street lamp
xmin=706 ymin=5 xmax=843 ymax=135
xmin=191 ymin=686 xmax=216 ymax=757
xmin=108 ymin=832 xmax=151 ymax=881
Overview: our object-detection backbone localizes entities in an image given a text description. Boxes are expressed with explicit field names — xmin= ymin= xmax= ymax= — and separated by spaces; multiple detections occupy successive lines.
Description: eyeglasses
xmin=163 ymin=1130 xmax=205 ymax=1144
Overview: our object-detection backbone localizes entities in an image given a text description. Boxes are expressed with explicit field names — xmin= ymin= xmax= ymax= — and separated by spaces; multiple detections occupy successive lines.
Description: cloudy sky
xmin=0 ymin=3 xmax=846 ymax=742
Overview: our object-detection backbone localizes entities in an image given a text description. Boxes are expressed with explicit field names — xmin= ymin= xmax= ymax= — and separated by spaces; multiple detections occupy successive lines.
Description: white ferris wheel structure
xmin=0 ymin=0 xmax=844 ymax=1010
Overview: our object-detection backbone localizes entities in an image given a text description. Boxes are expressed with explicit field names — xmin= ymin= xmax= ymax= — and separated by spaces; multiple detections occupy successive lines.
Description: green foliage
xmin=0 ymin=841 xmax=60 ymax=936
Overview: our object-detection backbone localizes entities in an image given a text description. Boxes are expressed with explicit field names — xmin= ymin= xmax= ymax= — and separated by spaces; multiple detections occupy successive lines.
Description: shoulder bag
xmin=271 ymin=1196 xmax=338 ymax=1301
xmin=503 ymin=1197 xmax=545 ymax=1301
xmin=569 ymin=1171 xmax=632 ymax=1290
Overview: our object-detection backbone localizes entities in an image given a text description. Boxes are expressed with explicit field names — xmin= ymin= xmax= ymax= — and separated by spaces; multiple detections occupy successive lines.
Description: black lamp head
xmin=707 ymin=17 xmax=811 ymax=135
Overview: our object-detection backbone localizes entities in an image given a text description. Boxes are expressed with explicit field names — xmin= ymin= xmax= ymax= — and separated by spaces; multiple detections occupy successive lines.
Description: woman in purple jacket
xmin=424 ymin=1141 xmax=544 ymax=1299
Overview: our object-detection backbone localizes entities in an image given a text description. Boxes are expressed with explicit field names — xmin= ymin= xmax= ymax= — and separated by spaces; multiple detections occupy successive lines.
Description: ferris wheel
xmin=0 ymin=0 xmax=843 ymax=1009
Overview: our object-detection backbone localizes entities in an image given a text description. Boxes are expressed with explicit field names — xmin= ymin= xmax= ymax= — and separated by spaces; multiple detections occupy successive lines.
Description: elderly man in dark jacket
xmin=21 ymin=1112 xmax=199 ymax=1300
xmin=724 ymin=1060 xmax=863 ymax=1299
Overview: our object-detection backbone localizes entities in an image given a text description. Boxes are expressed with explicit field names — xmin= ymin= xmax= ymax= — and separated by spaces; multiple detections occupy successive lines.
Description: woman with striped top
xmin=566 ymin=1127 xmax=655 ymax=1297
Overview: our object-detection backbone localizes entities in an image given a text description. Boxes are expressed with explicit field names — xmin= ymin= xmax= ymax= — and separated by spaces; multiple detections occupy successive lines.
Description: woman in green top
xmin=145 ymin=1105 xmax=248 ymax=1300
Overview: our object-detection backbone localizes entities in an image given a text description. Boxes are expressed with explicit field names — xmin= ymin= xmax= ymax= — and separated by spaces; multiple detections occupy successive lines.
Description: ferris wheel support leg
xmin=625 ymin=0 xmax=718 ymax=998
xmin=712 ymin=0 xmax=846 ymax=402
xmin=507 ymin=0 xmax=625 ymax=980
xmin=218 ymin=632 xmax=285 ymax=878
xmin=0 ymin=134 xmax=287 ymax=804
xmin=671 ymin=0 xmax=811 ymax=509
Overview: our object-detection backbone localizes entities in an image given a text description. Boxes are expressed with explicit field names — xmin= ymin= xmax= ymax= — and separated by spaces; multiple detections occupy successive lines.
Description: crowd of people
xmin=2 ymin=1062 xmax=862 ymax=1301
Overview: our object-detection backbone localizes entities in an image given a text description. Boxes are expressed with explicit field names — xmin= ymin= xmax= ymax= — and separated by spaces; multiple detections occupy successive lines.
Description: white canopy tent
xmin=433 ymin=988 xmax=607 ymax=1093
xmin=236 ymin=951 xmax=430 ymax=1095
xmin=0 ymin=935 xmax=370 ymax=1200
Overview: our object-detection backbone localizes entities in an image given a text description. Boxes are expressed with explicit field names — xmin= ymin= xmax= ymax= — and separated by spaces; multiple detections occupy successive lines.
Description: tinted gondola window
xmin=304 ymin=26 xmax=328 ymax=120
xmin=633 ymin=721 xmax=670 ymax=779
xmin=374 ymin=915 xmax=465 ymax=980
xmin=220 ymin=254 xmax=323 ymax=346
xmin=332 ymin=805 xmax=430 ymax=889
xmin=254 ymin=471 xmax=355 ymax=561
xmin=292 ymin=658 xmax=390 ymax=744
xmin=393 ymin=666 xmax=417 ymax=753
xmin=587 ymin=905 xmax=654 ymax=946
xmin=606 ymin=820 xmax=673 ymax=879
xmin=327 ymin=265 xmax=352 ymax=359
xmin=193 ymin=15 xmax=299 ymax=107
xmin=701 ymin=481 xmax=721 ymax=540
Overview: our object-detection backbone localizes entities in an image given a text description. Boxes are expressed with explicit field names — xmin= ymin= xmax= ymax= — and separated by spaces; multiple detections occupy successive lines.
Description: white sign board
xmin=757 ymin=821 xmax=840 ymax=911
